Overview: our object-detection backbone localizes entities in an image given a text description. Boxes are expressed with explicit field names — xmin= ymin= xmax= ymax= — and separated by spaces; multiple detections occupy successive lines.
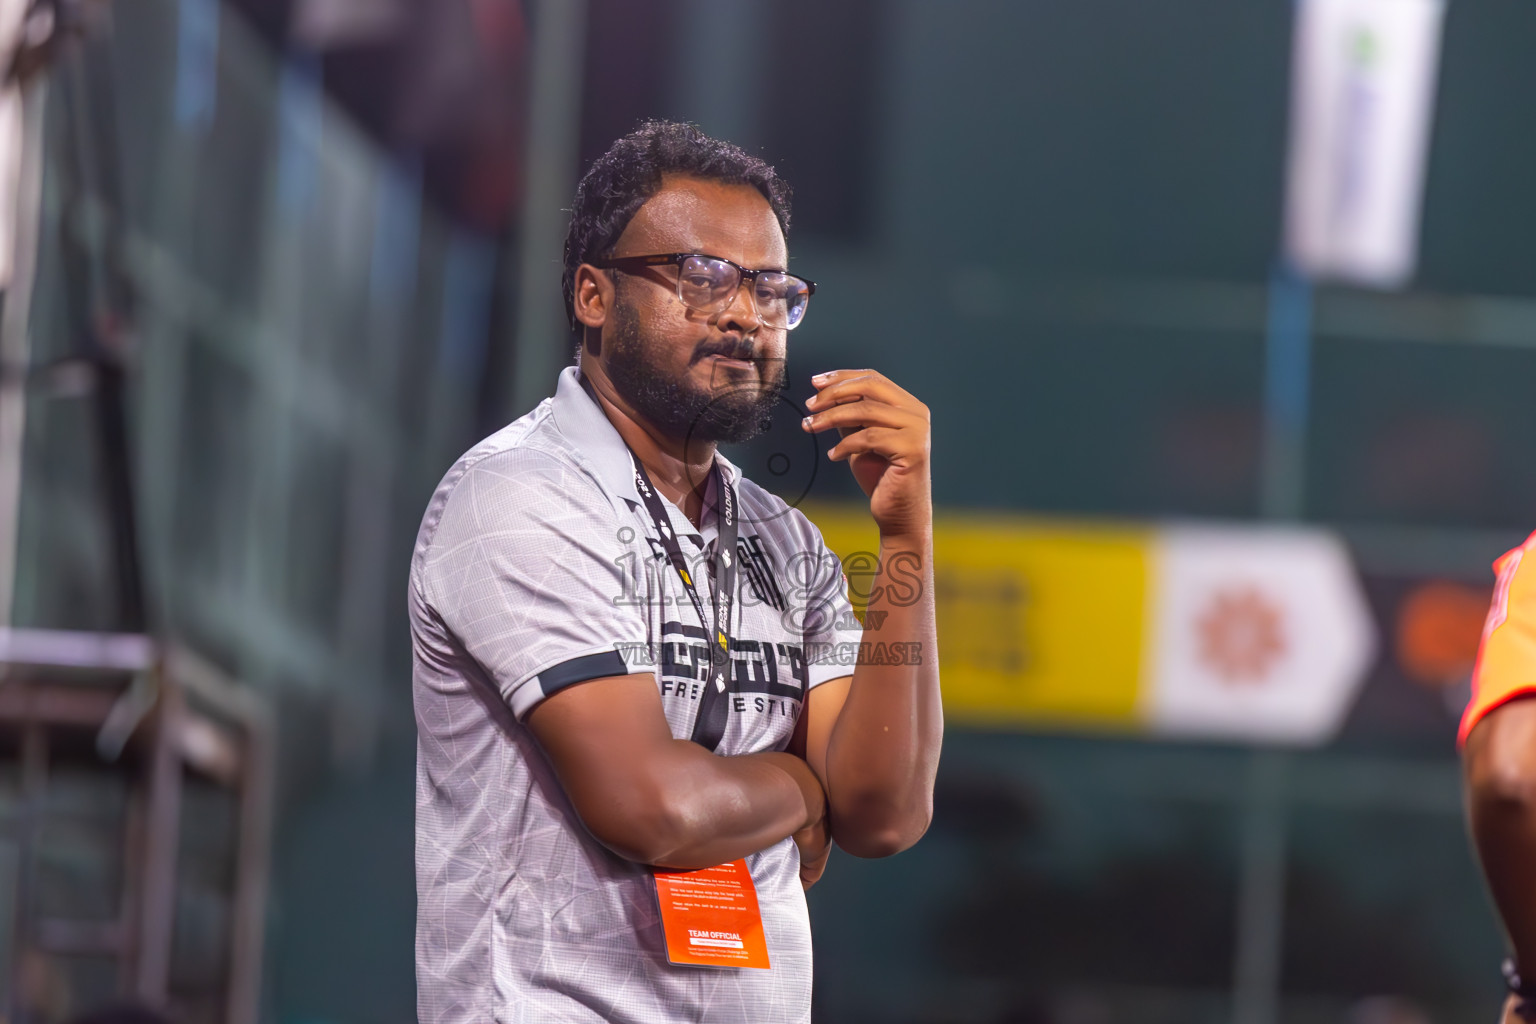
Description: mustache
xmin=691 ymin=336 xmax=760 ymax=364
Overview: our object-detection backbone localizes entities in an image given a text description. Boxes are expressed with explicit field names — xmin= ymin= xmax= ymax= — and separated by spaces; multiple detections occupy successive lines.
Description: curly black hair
xmin=561 ymin=120 xmax=793 ymax=340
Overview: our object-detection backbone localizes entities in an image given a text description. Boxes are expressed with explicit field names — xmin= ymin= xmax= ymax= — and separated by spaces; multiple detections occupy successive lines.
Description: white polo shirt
xmin=411 ymin=365 xmax=862 ymax=1024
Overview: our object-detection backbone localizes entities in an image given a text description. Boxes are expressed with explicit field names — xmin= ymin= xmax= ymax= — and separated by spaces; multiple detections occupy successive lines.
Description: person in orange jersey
xmin=1462 ymin=530 xmax=1536 ymax=1024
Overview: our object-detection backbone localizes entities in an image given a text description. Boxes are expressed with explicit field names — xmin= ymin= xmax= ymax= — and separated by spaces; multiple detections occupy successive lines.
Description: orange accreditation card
xmin=652 ymin=859 xmax=771 ymax=969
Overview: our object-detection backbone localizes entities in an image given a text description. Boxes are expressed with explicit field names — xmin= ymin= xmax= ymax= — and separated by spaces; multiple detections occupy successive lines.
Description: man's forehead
xmin=615 ymin=175 xmax=787 ymax=267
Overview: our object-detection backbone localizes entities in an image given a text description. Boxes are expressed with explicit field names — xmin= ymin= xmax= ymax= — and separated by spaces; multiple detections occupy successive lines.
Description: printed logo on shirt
xmin=1484 ymin=548 xmax=1524 ymax=640
xmin=614 ymin=530 xmax=851 ymax=635
xmin=738 ymin=535 xmax=786 ymax=611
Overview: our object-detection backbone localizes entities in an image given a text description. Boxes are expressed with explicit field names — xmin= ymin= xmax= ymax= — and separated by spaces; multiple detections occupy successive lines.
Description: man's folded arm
xmin=526 ymin=672 xmax=825 ymax=869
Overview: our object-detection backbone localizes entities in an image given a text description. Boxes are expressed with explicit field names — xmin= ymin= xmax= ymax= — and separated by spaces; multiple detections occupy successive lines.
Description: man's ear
xmin=572 ymin=264 xmax=613 ymax=336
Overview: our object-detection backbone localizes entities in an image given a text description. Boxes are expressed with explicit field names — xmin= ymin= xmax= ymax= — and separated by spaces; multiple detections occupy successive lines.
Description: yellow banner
xmin=800 ymin=503 xmax=1150 ymax=731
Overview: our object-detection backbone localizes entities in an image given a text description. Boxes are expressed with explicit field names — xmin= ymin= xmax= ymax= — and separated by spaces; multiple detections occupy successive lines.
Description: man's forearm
xmin=528 ymin=674 xmax=828 ymax=872
xmin=1471 ymin=800 xmax=1536 ymax=971
xmin=597 ymin=745 xmax=825 ymax=871
xmin=1466 ymin=701 xmax=1536 ymax=970
xmin=823 ymin=531 xmax=943 ymax=857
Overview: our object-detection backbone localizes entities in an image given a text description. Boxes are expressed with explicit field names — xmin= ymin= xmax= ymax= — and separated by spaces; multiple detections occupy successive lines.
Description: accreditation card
xmin=653 ymin=859 xmax=770 ymax=969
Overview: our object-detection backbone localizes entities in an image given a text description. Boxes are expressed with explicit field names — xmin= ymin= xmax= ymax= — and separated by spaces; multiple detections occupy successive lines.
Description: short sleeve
xmin=1459 ymin=531 xmax=1536 ymax=746
xmin=417 ymin=450 xmax=650 ymax=720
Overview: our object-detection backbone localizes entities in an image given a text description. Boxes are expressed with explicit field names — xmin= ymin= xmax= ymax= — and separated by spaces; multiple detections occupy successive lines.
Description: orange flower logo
xmin=1197 ymin=587 xmax=1287 ymax=684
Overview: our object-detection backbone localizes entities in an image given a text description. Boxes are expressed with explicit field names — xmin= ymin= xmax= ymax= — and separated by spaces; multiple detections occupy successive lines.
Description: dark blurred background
xmin=4 ymin=1 xmax=1534 ymax=1022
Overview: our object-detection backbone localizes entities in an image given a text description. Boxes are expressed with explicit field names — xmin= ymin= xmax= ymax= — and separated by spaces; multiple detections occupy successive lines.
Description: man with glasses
xmin=411 ymin=121 xmax=942 ymax=1023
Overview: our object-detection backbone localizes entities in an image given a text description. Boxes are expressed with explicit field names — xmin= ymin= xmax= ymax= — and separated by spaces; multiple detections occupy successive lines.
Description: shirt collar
xmin=548 ymin=365 xmax=743 ymax=511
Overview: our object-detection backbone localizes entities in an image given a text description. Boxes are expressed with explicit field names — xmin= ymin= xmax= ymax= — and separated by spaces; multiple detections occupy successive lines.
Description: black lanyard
xmin=628 ymin=450 xmax=738 ymax=752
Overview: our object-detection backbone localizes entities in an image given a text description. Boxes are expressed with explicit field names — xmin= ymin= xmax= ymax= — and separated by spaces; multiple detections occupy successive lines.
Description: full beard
xmin=605 ymin=300 xmax=786 ymax=445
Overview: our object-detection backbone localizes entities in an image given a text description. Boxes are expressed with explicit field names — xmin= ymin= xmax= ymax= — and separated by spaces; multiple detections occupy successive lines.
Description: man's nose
xmin=714 ymin=279 xmax=764 ymax=335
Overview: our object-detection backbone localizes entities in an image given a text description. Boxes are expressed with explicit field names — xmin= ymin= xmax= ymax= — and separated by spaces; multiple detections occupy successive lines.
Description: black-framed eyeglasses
xmin=592 ymin=252 xmax=817 ymax=331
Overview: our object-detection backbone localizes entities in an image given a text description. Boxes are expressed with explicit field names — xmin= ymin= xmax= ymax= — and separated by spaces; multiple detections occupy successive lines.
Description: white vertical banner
xmin=1283 ymin=0 xmax=1447 ymax=289
xmin=291 ymin=0 xmax=406 ymax=49
xmin=0 ymin=88 xmax=21 ymax=290
xmin=1142 ymin=527 xmax=1377 ymax=745
xmin=0 ymin=0 xmax=29 ymax=289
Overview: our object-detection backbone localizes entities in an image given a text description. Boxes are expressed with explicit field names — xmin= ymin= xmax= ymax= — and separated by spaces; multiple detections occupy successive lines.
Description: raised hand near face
xmin=801 ymin=369 xmax=932 ymax=539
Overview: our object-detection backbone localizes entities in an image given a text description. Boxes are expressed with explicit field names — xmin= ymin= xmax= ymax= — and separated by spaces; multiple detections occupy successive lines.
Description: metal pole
xmin=132 ymin=677 xmax=183 ymax=1004
xmin=509 ymin=0 xmax=589 ymax=417
xmin=224 ymin=694 xmax=274 ymax=1024
xmin=1231 ymin=265 xmax=1314 ymax=1024
xmin=0 ymin=81 xmax=48 ymax=629
xmin=1259 ymin=265 xmax=1314 ymax=522
xmin=8 ymin=720 xmax=46 ymax=1024
xmin=1232 ymin=749 xmax=1288 ymax=1024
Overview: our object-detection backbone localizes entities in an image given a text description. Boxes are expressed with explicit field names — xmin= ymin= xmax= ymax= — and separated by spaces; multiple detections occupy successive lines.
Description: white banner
xmin=292 ymin=0 xmax=407 ymax=48
xmin=1283 ymin=0 xmax=1447 ymax=289
xmin=0 ymin=0 xmax=28 ymax=289
xmin=1142 ymin=527 xmax=1376 ymax=745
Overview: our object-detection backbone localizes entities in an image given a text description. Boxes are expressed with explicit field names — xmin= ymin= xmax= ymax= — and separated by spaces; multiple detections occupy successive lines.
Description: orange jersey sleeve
xmin=1459 ymin=530 xmax=1536 ymax=747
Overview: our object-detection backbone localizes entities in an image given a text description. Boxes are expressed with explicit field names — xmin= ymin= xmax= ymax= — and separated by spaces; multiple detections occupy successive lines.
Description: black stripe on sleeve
xmin=537 ymin=649 xmax=630 ymax=697
xmin=660 ymin=620 xmax=709 ymax=641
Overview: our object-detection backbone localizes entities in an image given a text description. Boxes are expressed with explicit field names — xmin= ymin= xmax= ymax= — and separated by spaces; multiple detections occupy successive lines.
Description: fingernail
xmin=812 ymin=372 xmax=831 ymax=384
xmin=804 ymin=395 xmax=818 ymax=409
xmin=802 ymin=416 xmax=813 ymax=430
